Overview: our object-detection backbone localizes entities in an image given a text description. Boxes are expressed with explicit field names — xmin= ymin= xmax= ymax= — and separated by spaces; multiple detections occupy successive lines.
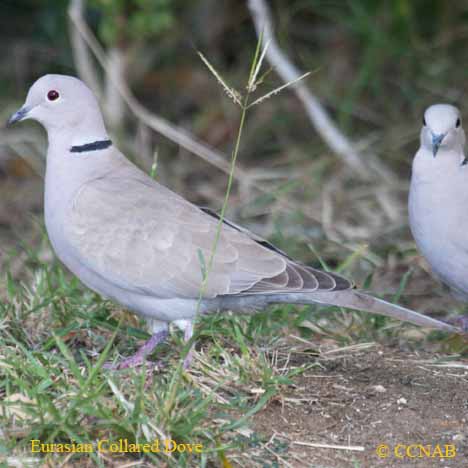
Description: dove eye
xmin=456 ymin=118 xmax=461 ymax=128
xmin=423 ymin=117 xmax=427 ymax=126
xmin=47 ymin=90 xmax=60 ymax=101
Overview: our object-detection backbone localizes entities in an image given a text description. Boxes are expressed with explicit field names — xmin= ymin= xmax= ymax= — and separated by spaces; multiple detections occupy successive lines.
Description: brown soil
xmin=253 ymin=346 xmax=467 ymax=467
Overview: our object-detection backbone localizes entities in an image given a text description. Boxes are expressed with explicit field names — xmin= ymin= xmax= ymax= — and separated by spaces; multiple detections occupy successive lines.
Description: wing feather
xmin=66 ymin=161 xmax=352 ymax=301
xmin=67 ymin=174 xmax=286 ymax=298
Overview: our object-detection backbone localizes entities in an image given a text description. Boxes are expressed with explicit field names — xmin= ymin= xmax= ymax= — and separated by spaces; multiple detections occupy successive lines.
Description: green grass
xmin=0 ymin=254 xmax=313 ymax=467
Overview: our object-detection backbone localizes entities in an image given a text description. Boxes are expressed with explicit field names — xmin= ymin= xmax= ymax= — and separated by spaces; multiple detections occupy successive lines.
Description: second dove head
xmin=421 ymin=104 xmax=465 ymax=157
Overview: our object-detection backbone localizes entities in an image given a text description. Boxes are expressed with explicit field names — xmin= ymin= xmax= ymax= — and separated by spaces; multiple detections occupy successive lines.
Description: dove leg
xmin=183 ymin=321 xmax=195 ymax=369
xmin=447 ymin=315 xmax=468 ymax=332
xmin=172 ymin=320 xmax=194 ymax=369
xmin=104 ymin=328 xmax=169 ymax=370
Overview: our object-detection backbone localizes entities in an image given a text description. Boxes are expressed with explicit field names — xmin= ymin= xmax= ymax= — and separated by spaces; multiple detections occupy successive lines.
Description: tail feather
xmin=281 ymin=290 xmax=463 ymax=334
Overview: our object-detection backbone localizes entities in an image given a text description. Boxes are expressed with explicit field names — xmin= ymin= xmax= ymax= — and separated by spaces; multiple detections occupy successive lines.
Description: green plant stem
xmin=198 ymin=95 xmax=250 ymax=301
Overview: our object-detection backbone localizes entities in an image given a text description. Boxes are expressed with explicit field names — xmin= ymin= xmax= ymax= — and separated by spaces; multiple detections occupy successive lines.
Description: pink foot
xmin=448 ymin=315 xmax=468 ymax=332
xmin=183 ymin=348 xmax=194 ymax=370
xmin=103 ymin=329 xmax=169 ymax=370
xmin=182 ymin=322 xmax=194 ymax=369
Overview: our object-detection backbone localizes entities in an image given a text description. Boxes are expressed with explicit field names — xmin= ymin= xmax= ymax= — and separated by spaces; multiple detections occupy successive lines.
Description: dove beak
xmin=7 ymin=105 xmax=31 ymax=126
xmin=431 ymin=133 xmax=445 ymax=157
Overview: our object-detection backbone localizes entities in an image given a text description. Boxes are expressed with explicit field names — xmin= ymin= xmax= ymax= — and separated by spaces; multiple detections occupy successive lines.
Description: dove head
xmin=7 ymin=74 xmax=108 ymax=142
xmin=421 ymin=104 xmax=465 ymax=157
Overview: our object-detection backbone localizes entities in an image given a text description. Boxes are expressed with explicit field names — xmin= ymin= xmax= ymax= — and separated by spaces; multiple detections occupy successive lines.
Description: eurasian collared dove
xmin=7 ymin=76 xmax=462 ymax=369
xmin=410 ymin=104 xmax=468 ymax=328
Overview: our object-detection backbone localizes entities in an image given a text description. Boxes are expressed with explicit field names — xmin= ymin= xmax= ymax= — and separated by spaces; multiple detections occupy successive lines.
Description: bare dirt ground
xmin=252 ymin=345 xmax=467 ymax=467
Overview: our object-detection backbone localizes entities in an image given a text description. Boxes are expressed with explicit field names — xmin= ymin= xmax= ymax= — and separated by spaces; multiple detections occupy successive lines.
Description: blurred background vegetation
xmin=1 ymin=1 xmax=467 ymax=466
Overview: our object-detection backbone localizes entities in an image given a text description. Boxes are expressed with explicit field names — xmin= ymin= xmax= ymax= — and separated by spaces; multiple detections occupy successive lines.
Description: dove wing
xmin=66 ymin=166 xmax=351 ymax=299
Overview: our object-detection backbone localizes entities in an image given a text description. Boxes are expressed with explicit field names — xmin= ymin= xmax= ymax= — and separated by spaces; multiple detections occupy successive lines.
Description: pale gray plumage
xmin=7 ymin=75 xmax=461 ymax=368
xmin=410 ymin=104 xmax=468 ymax=304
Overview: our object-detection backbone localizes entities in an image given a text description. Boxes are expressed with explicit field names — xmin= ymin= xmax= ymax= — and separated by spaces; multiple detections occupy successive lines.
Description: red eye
xmin=47 ymin=90 xmax=60 ymax=101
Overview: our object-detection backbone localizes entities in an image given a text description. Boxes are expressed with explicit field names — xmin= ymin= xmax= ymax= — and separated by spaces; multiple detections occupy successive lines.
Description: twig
xmin=68 ymin=0 xmax=102 ymax=97
xmin=104 ymin=46 xmax=128 ymax=128
xmin=262 ymin=440 xmax=294 ymax=468
xmin=293 ymin=441 xmax=365 ymax=451
xmin=247 ymin=0 xmax=372 ymax=179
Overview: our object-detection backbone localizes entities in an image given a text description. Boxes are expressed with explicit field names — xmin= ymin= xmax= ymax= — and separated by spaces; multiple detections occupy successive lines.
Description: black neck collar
xmin=70 ymin=139 xmax=112 ymax=153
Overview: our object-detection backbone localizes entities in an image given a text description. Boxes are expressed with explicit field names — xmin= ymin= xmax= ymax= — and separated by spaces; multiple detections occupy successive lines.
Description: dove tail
xmin=281 ymin=289 xmax=460 ymax=333
xmin=215 ymin=289 xmax=461 ymax=333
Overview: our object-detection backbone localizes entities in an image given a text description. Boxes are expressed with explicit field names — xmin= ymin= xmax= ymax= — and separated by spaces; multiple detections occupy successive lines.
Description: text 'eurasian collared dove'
xmin=7 ymin=75 xmax=463 ymax=369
